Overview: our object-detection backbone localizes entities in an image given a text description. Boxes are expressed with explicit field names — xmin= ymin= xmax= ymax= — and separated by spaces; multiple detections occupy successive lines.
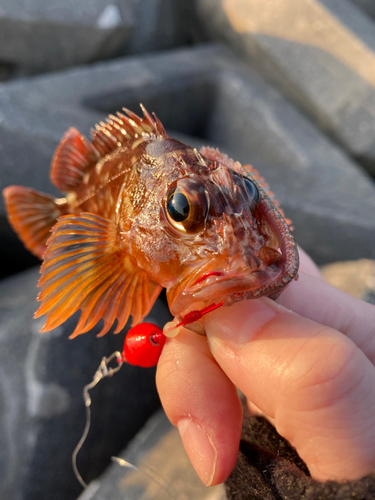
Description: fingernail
xmin=204 ymin=297 xmax=282 ymax=346
xmin=163 ymin=318 xmax=182 ymax=338
xmin=177 ymin=418 xmax=217 ymax=486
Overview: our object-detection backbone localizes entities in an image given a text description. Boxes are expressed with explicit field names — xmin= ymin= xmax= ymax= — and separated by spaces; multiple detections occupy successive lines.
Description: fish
xmin=3 ymin=105 xmax=299 ymax=339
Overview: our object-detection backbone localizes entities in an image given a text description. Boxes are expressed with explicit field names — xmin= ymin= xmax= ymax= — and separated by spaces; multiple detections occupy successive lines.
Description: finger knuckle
xmin=281 ymin=333 xmax=362 ymax=412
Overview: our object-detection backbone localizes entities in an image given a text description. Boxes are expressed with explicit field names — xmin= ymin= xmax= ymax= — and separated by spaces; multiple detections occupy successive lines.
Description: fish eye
xmin=166 ymin=178 xmax=208 ymax=233
xmin=167 ymin=192 xmax=189 ymax=222
xmin=244 ymin=177 xmax=259 ymax=204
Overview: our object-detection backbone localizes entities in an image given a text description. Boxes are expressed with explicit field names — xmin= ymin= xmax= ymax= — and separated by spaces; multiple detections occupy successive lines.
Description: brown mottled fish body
xmin=3 ymin=106 xmax=299 ymax=339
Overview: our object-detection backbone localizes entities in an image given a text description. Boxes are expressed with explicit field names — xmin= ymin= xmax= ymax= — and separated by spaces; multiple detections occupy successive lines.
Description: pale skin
xmin=156 ymin=248 xmax=375 ymax=486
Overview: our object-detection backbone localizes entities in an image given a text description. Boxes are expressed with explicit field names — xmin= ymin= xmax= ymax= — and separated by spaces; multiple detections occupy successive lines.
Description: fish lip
xmin=169 ymin=254 xmax=295 ymax=318
xmin=170 ymin=262 xmax=287 ymax=323
xmin=187 ymin=260 xmax=285 ymax=303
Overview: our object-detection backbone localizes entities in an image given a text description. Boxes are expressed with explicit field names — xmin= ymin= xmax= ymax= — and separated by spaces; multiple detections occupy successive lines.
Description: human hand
xmin=156 ymin=248 xmax=375 ymax=486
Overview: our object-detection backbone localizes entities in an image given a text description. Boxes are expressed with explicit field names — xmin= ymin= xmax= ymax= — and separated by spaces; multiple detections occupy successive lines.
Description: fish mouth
xmin=187 ymin=259 xmax=285 ymax=303
xmin=167 ymin=196 xmax=300 ymax=320
xmin=169 ymin=256 xmax=287 ymax=319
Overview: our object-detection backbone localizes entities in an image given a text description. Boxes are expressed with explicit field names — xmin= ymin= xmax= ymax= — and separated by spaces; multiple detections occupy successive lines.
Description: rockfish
xmin=3 ymin=105 xmax=299 ymax=339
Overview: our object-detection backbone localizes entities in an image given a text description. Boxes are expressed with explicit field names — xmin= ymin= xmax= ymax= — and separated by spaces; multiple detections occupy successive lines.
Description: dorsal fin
xmin=91 ymin=104 xmax=168 ymax=157
xmin=51 ymin=106 xmax=167 ymax=193
xmin=50 ymin=128 xmax=99 ymax=192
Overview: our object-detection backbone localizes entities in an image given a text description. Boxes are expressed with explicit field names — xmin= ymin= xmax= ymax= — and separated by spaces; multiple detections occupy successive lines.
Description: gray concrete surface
xmin=0 ymin=0 xmax=198 ymax=76
xmin=351 ymin=0 xmax=375 ymax=20
xmin=195 ymin=0 xmax=375 ymax=174
xmin=0 ymin=267 xmax=171 ymax=500
xmin=77 ymin=409 xmax=226 ymax=500
xmin=0 ymin=0 xmax=133 ymax=73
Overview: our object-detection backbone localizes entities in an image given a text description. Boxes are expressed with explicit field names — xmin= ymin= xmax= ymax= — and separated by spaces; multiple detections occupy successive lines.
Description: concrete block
xmin=0 ymin=0 xmax=198 ymax=76
xmin=0 ymin=62 xmax=14 ymax=82
xmin=205 ymin=64 xmax=375 ymax=264
xmin=77 ymin=409 xmax=226 ymax=500
xmin=0 ymin=44 xmax=374 ymax=274
xmin=195 ymin=0 xmax=375 ymax=174
xmin=0 ymin=267 xmax=171 ymax=500
xmin=124 ymin=0 xmax=198 ymax=55
xmin=0 ymin=0 xmax=133 ymax=73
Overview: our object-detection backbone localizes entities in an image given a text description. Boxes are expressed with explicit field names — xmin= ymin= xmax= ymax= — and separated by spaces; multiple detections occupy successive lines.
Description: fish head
xmin=119 ymin=140 xmax=299 ymax=321
xmin=163 ymin=161 xmax=299 ymax=319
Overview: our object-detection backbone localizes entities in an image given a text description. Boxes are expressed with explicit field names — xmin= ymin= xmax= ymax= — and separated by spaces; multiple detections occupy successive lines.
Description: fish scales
xmin=3 ymin=105 xmax=299 ymax=339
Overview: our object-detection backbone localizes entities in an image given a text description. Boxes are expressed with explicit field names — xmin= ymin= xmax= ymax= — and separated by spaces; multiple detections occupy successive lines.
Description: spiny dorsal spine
xmin=91 ymin=105 xmax=168 ymax=157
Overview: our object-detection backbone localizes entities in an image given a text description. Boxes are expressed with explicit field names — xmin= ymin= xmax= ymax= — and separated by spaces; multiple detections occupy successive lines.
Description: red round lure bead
xmin=122 ymin=323 xmax=166 ymax=368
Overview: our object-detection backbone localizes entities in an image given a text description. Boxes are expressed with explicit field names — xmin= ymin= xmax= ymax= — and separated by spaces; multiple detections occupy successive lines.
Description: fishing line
xmin=72 ymin=351 xmax=123 ymax=489
xmin=72 ymin=351 xmax=177 ymax=500
xmin=112 ymin=457 xmax=178 ymax=500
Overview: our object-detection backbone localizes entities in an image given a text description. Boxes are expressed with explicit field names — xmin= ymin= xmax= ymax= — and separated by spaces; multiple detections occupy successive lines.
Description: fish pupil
xmin=167 ymin=192 xmax=190 ymax=222
xmin=244 ymin=177 xmax=259 ymax=204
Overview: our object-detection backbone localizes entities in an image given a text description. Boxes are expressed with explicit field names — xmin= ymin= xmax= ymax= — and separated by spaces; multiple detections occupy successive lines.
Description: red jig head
xmin=119 ymin=323 xmax=166 ymax=368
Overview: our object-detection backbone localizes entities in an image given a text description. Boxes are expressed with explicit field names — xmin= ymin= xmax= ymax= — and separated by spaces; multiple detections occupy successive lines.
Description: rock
xmin=0 ymin=0 xmax=133 ymax=73
xmin=77 ymin=409 xmax=227 ymax=500
xmin=1 ymin=44 xmax=375 ymax=274
xmin=0 ymin=267 xmax=171 ymax=500
xmin=195 ymin=0 xmax=375 ymax=175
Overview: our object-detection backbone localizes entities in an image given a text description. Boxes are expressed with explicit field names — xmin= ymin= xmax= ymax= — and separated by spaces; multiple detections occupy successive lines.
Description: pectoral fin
xmin=34 ymin=212 xmax=162 ymax=338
